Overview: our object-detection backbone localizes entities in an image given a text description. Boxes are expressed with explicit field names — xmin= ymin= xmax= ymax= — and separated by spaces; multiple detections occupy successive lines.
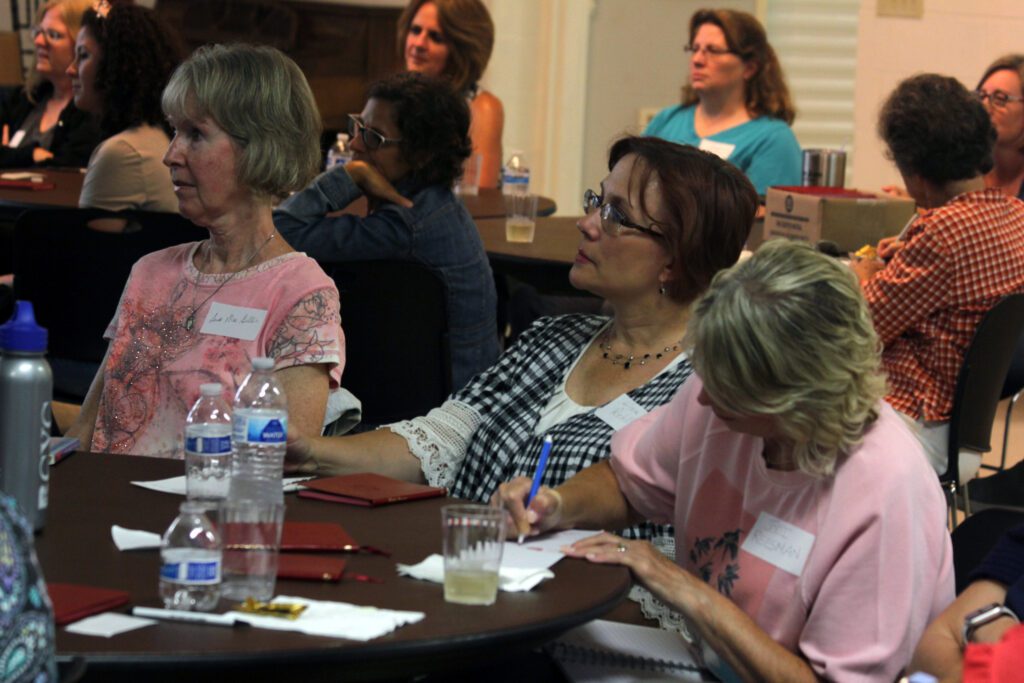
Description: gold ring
xmin=616 ymin=543 xmax=627 ymax=553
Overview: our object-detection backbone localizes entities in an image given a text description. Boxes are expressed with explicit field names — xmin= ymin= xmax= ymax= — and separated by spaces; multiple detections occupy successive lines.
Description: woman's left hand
xmin=344 ymin=161 xmax=413 ymax=209
xmin=563 ymin=532 xmax=683 ymax=598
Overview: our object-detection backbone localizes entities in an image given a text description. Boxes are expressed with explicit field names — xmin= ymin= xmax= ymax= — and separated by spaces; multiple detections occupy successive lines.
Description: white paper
xmin=552 ymin=619 xmax=704 ymax=682
xmin=63 ymin=613 xmax=155 ymax=637
xmin=199 ymin=302 xmax=267 ymax=341
xmin=503 ymin=529 xmax=599 ymax=570
xmin=6 ymin=130 xmax=25 ymax=148
xmin=131 ymin=475 xmax=313 ymax=496
xmin=740 ymin=511 xmax=815 ymax=576
xmin=223 ymin=595 xmax=423 ymax=642
xmin=396 ymin=555 xmax=554 ymax=592
xmin=111 ymin=525 xmax=161 ymax=551
xmin=698 ymin=138 xmax=735 ymax=160
xmin=1 ymin=171 xmax=42 ymax=181
xmin=594 ymin=395 xmax=647 ymax=431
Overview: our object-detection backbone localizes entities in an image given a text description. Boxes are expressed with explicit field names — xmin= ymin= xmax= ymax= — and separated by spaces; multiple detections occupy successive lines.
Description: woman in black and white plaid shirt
xmin=287 ymin=135 xmax=756 ymax=594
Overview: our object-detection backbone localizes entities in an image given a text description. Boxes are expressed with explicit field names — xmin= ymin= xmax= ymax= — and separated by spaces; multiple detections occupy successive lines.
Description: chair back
xmin=13 ymin=208 xmax=206 ymax=364
xmin=951 ymin=507 xmax=1024 ymax=594
xmin=943 ymin=293 xmax=1024 ymax=486
xmin=320 ymin=259 xmax=452 ymax=427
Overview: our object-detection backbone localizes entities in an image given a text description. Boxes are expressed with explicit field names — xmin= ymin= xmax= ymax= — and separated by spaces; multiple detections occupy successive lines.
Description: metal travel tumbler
xmin=0 ymin=301 xmax=53 ymax=532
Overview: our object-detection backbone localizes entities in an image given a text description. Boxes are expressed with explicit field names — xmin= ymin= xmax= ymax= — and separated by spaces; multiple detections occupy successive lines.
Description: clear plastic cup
xmin=442 ymin=505 xmax=506 ymax=606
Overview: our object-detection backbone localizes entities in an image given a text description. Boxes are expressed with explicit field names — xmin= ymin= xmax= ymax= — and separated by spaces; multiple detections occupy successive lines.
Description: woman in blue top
xmin=644 ymin=8 xmax=801 ymax=195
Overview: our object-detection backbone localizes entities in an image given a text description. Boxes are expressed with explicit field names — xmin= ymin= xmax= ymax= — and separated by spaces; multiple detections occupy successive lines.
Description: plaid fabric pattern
xmin=864 ymin=190 xmax=1024 ymax=421
xmin=450 ymin=314 xmax=691 ymax=544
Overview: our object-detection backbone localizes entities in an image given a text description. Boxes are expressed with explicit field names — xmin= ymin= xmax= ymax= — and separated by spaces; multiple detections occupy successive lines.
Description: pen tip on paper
xmin=517 ymin=533 xmax=525 ymax=545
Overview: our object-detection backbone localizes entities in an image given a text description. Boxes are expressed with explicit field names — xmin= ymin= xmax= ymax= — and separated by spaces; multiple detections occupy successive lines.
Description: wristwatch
xmin=961 ymin=602 xmax=1019 ymax=645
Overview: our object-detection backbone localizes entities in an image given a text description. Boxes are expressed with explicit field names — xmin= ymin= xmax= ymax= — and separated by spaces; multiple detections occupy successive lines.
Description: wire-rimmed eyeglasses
xmin=583 ymin=189 xmax=665 ymax=239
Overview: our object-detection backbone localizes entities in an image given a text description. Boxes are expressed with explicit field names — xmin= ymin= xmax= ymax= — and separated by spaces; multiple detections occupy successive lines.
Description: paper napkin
xmin=130 ymin=476 xmax=314 ymax=496
xmin=111 ymin=525 xmax=161 ymax=551
xmin=396 ymin=555 xmax=554 ymax=592
xmin=223 ymin=596 xmax=423 ymax=641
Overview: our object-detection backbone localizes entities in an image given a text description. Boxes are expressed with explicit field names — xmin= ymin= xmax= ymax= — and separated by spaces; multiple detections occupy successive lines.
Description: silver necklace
xmin=184 ymin=232 xmax=276 ymax=331
xmin=600 ymin=329 xmax=682 ymax=370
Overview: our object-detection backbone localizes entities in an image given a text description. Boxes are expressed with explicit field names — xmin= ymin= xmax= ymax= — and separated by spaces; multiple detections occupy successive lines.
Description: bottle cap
xmin=199 ymin=382 xmax=223 ymax=397
xmin=0 ymin=300 xmax=47 ymax=352
xmin=338 ymin=133 xmax=349 ymax=143
xmin=252 ymin=357 xmax=275 ymax=371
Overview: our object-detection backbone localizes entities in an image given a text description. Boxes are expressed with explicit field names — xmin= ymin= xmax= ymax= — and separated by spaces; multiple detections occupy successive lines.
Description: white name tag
xmin=199 ymin=302 xmax=267 ymax=341
xmin=7 ymin=129 xmax=25 ymax=148
xmin=595 ymin=394 xmax=647 ymax=430
xmin=740 ymin=511 xmax=815 ymax=576
xmin=699 ymin=138 xmax=735 ymax=160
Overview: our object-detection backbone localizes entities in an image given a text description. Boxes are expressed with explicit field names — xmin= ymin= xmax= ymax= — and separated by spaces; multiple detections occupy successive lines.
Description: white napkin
xmin=112 ymin=525 xmax=161 ymax=551
xmin=223 ymin=595 xmax=423 ymax=642
xmin=63 ymin=613 xmax=156 ymax=637
xmin=396 ymin=555 xmax=554 ymax=592
xmin=130 ymin=476 xmax=314 ymax=495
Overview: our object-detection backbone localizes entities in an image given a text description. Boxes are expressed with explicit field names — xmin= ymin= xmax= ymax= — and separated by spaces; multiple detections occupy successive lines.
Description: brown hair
xmin=397 ymin=0 xmax=494 ymax=94
xmin=608 ymin=136 xmax=757 ymax=305
xmin=681 ymin=8 xmax=795 ymax=124
xmin=976 ymin=54 xmax=1024 ymax=152
xmin=26 ymin=0 xmax=93 ymax=100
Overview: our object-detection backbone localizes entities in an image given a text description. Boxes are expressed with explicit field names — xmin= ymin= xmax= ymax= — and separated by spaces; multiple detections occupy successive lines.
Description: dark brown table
xmin=38 ymin=453 xmax=630 ymax=681
xmin=0 ymin=169 xmax=85 ymax=222
xmin=475 ymin=216 xmax=588 ymax=296
xmin=459 ymin=188 xmax=556 ymax=219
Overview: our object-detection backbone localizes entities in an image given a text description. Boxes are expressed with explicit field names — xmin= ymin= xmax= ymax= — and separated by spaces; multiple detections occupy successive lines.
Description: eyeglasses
xmin=347 ymin=114 xmax=402 ymax=151
xmin=683 ymin=43 xmax=737 ymax=58
xmin=583 ymin=189 xmax=665 ymax=239
xmin=31 ymin=27 xmax=66 ymax=42
xmin=972 ymin=89 xmax=1024 ymax=108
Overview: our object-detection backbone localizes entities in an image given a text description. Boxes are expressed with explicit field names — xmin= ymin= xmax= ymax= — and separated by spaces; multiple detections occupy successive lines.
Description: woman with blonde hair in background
xmin=398 ymin=0 xmax=503 ymax=188
xmin=645 ymin=8 xmax=801 ymax=195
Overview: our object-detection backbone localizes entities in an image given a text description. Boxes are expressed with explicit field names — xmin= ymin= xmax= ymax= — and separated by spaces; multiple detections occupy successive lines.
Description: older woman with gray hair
xmin=499 ymin=239 xmax=954 ymax=682
xmin=66 ymin=44 xmax=344 ymax=458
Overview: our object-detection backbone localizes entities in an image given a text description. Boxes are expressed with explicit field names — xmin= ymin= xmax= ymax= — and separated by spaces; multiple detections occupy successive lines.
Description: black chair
xmin=986 ymin=330 xmax=1024 ymax=473
xmin=319 ymin=259 xmax=452 ymax=428
xmin=941 ymin=293 xmax=1024 ymax=527
xmin=13 ymin=208 xmax=207 ymax=401
xmin=951 ymin=507 xmax=1024 ymax=594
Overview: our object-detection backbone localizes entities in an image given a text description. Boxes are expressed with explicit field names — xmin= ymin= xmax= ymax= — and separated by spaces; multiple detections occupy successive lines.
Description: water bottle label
xmin=502 ymin=173 xmax=529 ymax=186
xmin=160 ymin=560 xmax=221 ymax=585
xmin=185 ymin=434 xmax=232 ymax=456
xmin=233 ymin=415 xmax=288 ymax=444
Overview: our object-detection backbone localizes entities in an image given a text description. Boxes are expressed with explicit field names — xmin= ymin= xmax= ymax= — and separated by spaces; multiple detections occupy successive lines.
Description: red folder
xmin=297 ymin=473 xmax=446 ymax=507
xmin=0 ymin=179 xmax=56 ymax=190
xmin=47 ymin=583 xmax=131 ymax=626
xmin=279 ymin=522 xmax=358 ymax=552
xmin=276 ymin=554 xmax=346 ymax=582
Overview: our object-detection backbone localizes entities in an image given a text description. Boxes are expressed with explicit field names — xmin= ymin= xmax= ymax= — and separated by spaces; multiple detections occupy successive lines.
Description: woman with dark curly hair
xmin=275 ymin=71 xmax=499 ymax=391
xmin=644 ymin=8 xmax=800 ymax=195
xmin=67 ymin=2 xmax=182 ymax=222
xmin=398 ymin=0 xmax=503 ymax=189
xmin=851 ymin=73 xmax=1024 ymax=481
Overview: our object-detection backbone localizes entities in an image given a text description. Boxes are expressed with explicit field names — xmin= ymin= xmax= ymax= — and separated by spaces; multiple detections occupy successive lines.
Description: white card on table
xmin=698 ymin=138 xmax=735 ymax=160
xmin=63 ymin=613 xmax=155 ymax=638
xmin=740 ymin=511 xmax=815 ymax=576
xmin=595 ymin=394 xmax=647 ymax=430
xmin=199 ymin=302 xmax=267 ymax=341
xmin=7 ymin=130 xmax=25 ymax=148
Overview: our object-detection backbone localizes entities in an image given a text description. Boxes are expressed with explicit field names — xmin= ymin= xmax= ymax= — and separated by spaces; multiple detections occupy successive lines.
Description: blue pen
xmin=519 ymin=435 xmax=553 ymax=543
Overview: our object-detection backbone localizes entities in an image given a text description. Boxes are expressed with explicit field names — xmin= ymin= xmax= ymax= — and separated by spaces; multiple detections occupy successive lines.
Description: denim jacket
xmin=274 ymin=166 xmax=499 ymax=390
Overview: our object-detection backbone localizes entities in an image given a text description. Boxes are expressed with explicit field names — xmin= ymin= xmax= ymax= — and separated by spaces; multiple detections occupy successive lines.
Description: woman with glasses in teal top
xmin=644 ymin=8 xmax=800 ymax=195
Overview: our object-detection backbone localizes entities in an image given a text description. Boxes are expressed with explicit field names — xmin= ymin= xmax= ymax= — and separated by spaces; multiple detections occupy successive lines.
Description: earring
xmin=658 ymin=284 xmax=666 ymax=296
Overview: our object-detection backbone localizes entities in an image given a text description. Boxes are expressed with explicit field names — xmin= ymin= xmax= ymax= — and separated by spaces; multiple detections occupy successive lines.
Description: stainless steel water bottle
xmin=0 ymin=301 xmax=53 ymax=532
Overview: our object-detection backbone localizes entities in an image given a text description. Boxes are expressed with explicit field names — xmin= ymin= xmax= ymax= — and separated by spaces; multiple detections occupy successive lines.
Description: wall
xmin=852 ymin=0 xmax=1024 ymax=189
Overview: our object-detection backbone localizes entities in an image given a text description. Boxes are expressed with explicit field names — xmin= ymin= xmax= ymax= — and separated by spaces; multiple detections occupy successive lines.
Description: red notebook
xmin=298 ymin=473 xmax=446 ymax=507
xmin=279 ymin=522 xmax=358 ymax=552
xmin=276 ymin=554 xmax=346 ymax=582
xmin=47 ymin=583 xmax=131 ymax=626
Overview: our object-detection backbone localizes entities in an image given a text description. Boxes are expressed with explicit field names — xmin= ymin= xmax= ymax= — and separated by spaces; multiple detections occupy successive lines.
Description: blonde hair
xmin=398 ymin=0 xmax=494 ymax=94
xmin=162 ymin=44 xmax=322 ymax=200
xmin=688 ymin=239 xmax=886 ymax=476
xmin=26 ymin=0 xmax=93 ymax=100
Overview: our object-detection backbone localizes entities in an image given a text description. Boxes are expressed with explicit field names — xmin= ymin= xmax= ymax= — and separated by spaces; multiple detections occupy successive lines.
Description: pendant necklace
xmin=183 ymin=232 xmax=276 ymax=331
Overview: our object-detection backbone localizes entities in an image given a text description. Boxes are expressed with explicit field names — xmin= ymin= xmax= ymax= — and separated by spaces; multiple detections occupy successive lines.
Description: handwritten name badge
xmin=740 ymin=511 xmax=815 ymax=576
xmin=594 ymin=395 xmax=647 ymax=431
xmin=200 ymin=302 xmax=268 ymax=341
xmin=698 ymin=138 xmax=736 ymax=161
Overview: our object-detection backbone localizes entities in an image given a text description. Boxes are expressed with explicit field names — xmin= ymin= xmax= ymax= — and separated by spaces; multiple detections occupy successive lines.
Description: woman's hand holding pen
xmin=493 ymin=476 xmax=563 ymax=541
xmin=877 ymin=236 xmax=905 ymax=260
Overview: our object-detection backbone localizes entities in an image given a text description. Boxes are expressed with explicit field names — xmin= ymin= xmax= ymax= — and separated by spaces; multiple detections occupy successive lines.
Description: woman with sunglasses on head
xmin=0 ymin=0 xmax=100 ymax=168
xmin=644 ymin=8 xmax=800 ymax=195
xmin=398 ymin=0 xmax=503 ymax=189
xmin=286 ymin=137 xmax=757 ymax=621
xmin=275 ymin=71 xmax=500 ymax=391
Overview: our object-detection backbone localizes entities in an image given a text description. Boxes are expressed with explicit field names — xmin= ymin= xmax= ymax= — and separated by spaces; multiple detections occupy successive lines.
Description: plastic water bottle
xmin=325 ymin=132 xmax=353 ymax=170
xmin=0 ymin=301 xmax=52 ymax=532
xmin=222 ymin=357 xmax=286 ymax=601
xmin=185 ymin=383 xmax=232 ymax=503
xmin=160 ymin=501 xmax=222 ymax=611
xmin=501 ymin=150 xmax=530 ymax=196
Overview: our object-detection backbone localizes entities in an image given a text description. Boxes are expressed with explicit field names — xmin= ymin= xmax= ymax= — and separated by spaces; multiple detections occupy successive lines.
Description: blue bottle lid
xmin=0 ymin=301 xmax=47 ymax=352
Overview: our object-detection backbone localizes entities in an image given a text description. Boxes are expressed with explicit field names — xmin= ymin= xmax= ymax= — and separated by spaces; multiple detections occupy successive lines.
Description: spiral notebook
xmin=548 ymin=620 xmax=709 ymax=682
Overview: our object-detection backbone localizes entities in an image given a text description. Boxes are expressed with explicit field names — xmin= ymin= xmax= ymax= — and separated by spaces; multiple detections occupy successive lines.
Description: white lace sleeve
xmin=386 ymin=400 xmax=482 ymax=488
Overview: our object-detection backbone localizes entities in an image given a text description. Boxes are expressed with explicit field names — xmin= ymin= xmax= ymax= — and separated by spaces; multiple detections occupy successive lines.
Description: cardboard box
xmin=764 ymin=186 xmax=916 ymax=253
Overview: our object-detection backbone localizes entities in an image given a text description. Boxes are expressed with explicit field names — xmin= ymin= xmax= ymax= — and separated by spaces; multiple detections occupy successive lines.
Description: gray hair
xmin=687 ymin=239 xmax=887 ymax=476
xmin=162 ymin=43 xmax=321 ymax=199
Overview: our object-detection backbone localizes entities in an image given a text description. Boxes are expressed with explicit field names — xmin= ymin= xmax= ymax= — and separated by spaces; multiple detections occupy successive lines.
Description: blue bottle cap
xmin=0 ymin=301 xmax=47 ymax=352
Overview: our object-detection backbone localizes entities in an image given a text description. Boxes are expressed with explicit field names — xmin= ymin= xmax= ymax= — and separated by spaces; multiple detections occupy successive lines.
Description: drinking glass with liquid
xmin=505 ymin=193 xmax=539 ymax=243
xmin=442 ymin=505 xmax=506 ymax=606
